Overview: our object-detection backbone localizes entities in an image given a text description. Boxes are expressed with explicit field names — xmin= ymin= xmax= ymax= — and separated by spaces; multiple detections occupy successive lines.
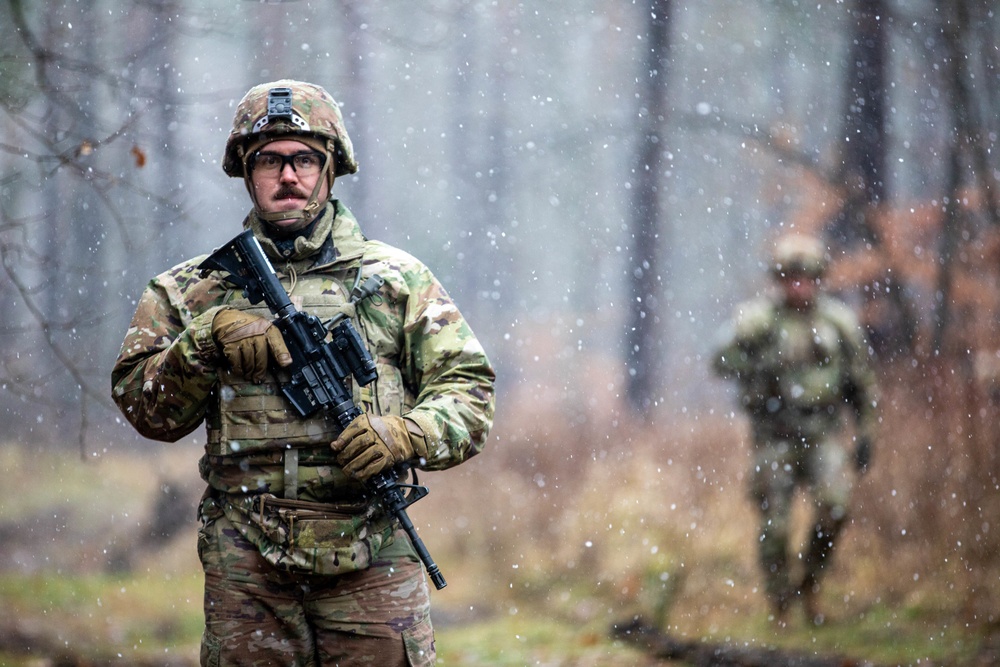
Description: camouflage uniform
xmin=112 ymin=81 xmax=495 ymax=666
xmin=712 ymin=238 xmax=877 ymax=620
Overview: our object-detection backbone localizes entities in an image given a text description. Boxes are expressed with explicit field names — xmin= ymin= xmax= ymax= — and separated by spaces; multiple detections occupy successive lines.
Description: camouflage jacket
xmin=112 ymin=201 xmax=495 ymax=498
xmin=712 ymin=293 xmax=877 ymax=441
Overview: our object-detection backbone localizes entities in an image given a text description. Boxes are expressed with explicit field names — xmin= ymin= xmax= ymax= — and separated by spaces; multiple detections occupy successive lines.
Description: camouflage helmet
xmin=223 ymin=80 xmax=359 ymax=179
xmin=771 ymin=234 xmax=828 ymax=277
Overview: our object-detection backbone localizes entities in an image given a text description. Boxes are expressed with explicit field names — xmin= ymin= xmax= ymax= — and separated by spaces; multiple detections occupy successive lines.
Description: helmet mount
xmin=253 ymin=87 xmax=311 ymax=134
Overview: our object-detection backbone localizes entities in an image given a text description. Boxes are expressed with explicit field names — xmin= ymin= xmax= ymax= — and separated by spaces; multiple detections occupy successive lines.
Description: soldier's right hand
xmin=211 ymin=308 xmax=292 ymax=383
xmin=854 ymin=436 xmax=873 ymax=475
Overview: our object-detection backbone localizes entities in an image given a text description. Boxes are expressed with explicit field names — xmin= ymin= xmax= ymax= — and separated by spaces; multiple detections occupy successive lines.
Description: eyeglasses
xmin=250 ymin=151 xmax=325 ymax=176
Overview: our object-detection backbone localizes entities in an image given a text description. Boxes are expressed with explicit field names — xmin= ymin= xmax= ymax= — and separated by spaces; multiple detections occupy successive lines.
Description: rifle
xmin=199 ymin=229 xmax=447 ymax=589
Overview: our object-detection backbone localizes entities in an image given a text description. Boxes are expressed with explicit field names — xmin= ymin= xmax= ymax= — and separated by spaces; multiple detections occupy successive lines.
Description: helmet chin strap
xmin=248 ymin=172 xmax=326 ymax=226
xmin=241 ymin=139 xmax=336 ymax=232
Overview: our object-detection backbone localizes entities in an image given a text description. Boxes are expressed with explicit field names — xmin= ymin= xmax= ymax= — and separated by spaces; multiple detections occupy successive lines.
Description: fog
xmin=5 ymin=0 xmax=965 ymax=444
xmin=3 ymin=1 xmax=1000 ymax=662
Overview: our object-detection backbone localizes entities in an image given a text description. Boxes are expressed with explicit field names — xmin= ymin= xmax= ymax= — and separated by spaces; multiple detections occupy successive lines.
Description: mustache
xmin=274 ymin=186 xmax=308 ymax=199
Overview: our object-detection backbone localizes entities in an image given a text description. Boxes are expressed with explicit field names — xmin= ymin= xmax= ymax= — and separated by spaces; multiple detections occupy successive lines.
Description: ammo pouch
xmin=222 ymin=493 xmax=395 ymax=576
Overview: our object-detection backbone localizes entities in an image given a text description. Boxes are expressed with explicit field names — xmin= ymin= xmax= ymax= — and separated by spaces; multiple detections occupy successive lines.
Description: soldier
xmin=111 ymin=80 xmax=495 ymax=666
xmin=712 ymin=234 xmax=877 ymax=625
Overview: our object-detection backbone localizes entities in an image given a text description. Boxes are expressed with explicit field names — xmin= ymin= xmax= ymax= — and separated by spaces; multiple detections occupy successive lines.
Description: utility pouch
xmin=223 ymin=493 xmax=394 ymax=576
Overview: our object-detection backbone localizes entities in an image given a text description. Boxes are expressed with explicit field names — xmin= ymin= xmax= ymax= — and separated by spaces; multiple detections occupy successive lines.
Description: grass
xmin=0 ymin=570 xmax=203 ymax=665
xmin=0 ymin=551 xmax=985 ymax=667
xmin=1 ymin=382 xmax=997 ymax=667
xmin=435 ymin=614 xmax=658 ymax=666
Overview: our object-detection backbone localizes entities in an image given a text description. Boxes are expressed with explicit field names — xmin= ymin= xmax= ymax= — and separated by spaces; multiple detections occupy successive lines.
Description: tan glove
xmin=211 ymin=307 xmax=292 ymax=383
xmin=331 ymin=414 xmax=427 ymax=481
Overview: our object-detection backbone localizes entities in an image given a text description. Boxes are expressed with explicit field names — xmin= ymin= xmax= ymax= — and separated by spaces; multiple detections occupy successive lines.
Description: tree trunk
xmin=449 ymin=0 xmax=487 ymax=314
xmin=931 ymin=0 xmax=977 ymax=352
xmin=625 ymin=0 xmax=672 ymax=417
xmin=830 ymin=0 xmax=887 ymax=246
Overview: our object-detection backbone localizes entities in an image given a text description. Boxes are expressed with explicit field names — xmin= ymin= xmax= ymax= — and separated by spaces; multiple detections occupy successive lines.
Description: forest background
xmin=2 ymin=0 xmax=1000 ymax=665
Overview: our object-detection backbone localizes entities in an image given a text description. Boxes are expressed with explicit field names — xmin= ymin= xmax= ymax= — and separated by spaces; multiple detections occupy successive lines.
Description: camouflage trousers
xmin=748 ymin=429 xmax=853 ymax=606
xmin=197 ymin=496 xmax=435 ymax=666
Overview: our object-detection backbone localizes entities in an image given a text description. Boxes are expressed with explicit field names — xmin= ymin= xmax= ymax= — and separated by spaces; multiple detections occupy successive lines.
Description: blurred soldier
xmin=712 ymin=234 xmax=877 ymax=625
xmin=112 ymin=80 xmax=495 ymax=666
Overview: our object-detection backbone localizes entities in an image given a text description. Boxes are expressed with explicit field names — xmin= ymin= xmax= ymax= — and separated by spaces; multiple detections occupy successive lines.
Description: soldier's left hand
xmin=331 ymin=414 xmax=426 ymax=481
xmin=854 ymin=436 xmax=873 ymax=475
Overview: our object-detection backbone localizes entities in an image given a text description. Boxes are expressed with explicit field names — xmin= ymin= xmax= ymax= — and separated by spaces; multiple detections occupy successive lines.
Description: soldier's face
xmin=250 ymin=139 xmax=331 ymax=233
xmin=779 ymin=271 xmax=819 ymax=309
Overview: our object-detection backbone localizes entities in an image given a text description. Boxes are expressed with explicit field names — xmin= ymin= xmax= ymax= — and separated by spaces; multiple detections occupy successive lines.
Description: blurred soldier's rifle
xmin=199 ymin=229 xmax=447 ymax=589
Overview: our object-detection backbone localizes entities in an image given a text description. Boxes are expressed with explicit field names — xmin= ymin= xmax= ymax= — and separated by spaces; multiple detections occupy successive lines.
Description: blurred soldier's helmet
xmin=771 ymin=234 xmax=828 ymax=277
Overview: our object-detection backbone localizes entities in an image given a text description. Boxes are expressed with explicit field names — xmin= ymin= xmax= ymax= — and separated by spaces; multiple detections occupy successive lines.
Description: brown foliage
xmin=421 ymin=322 xmax=1000 ymax=633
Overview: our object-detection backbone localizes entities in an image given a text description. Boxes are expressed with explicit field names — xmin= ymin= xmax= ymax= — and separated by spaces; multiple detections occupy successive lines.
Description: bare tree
xmin=827 ymin=0 xmax=922 ymax=360
xmin=448 ymin=0 xmax=489 ymax=315
xmin=931 ymin=0 xmax=1000 ymax=351
xmin=829 ymin=0 xmax=888 ymax=247
xmin=0 ymin=0 xmax=183 ymax=450
xmin=625 ymin=0 xmax=673 ymax=416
